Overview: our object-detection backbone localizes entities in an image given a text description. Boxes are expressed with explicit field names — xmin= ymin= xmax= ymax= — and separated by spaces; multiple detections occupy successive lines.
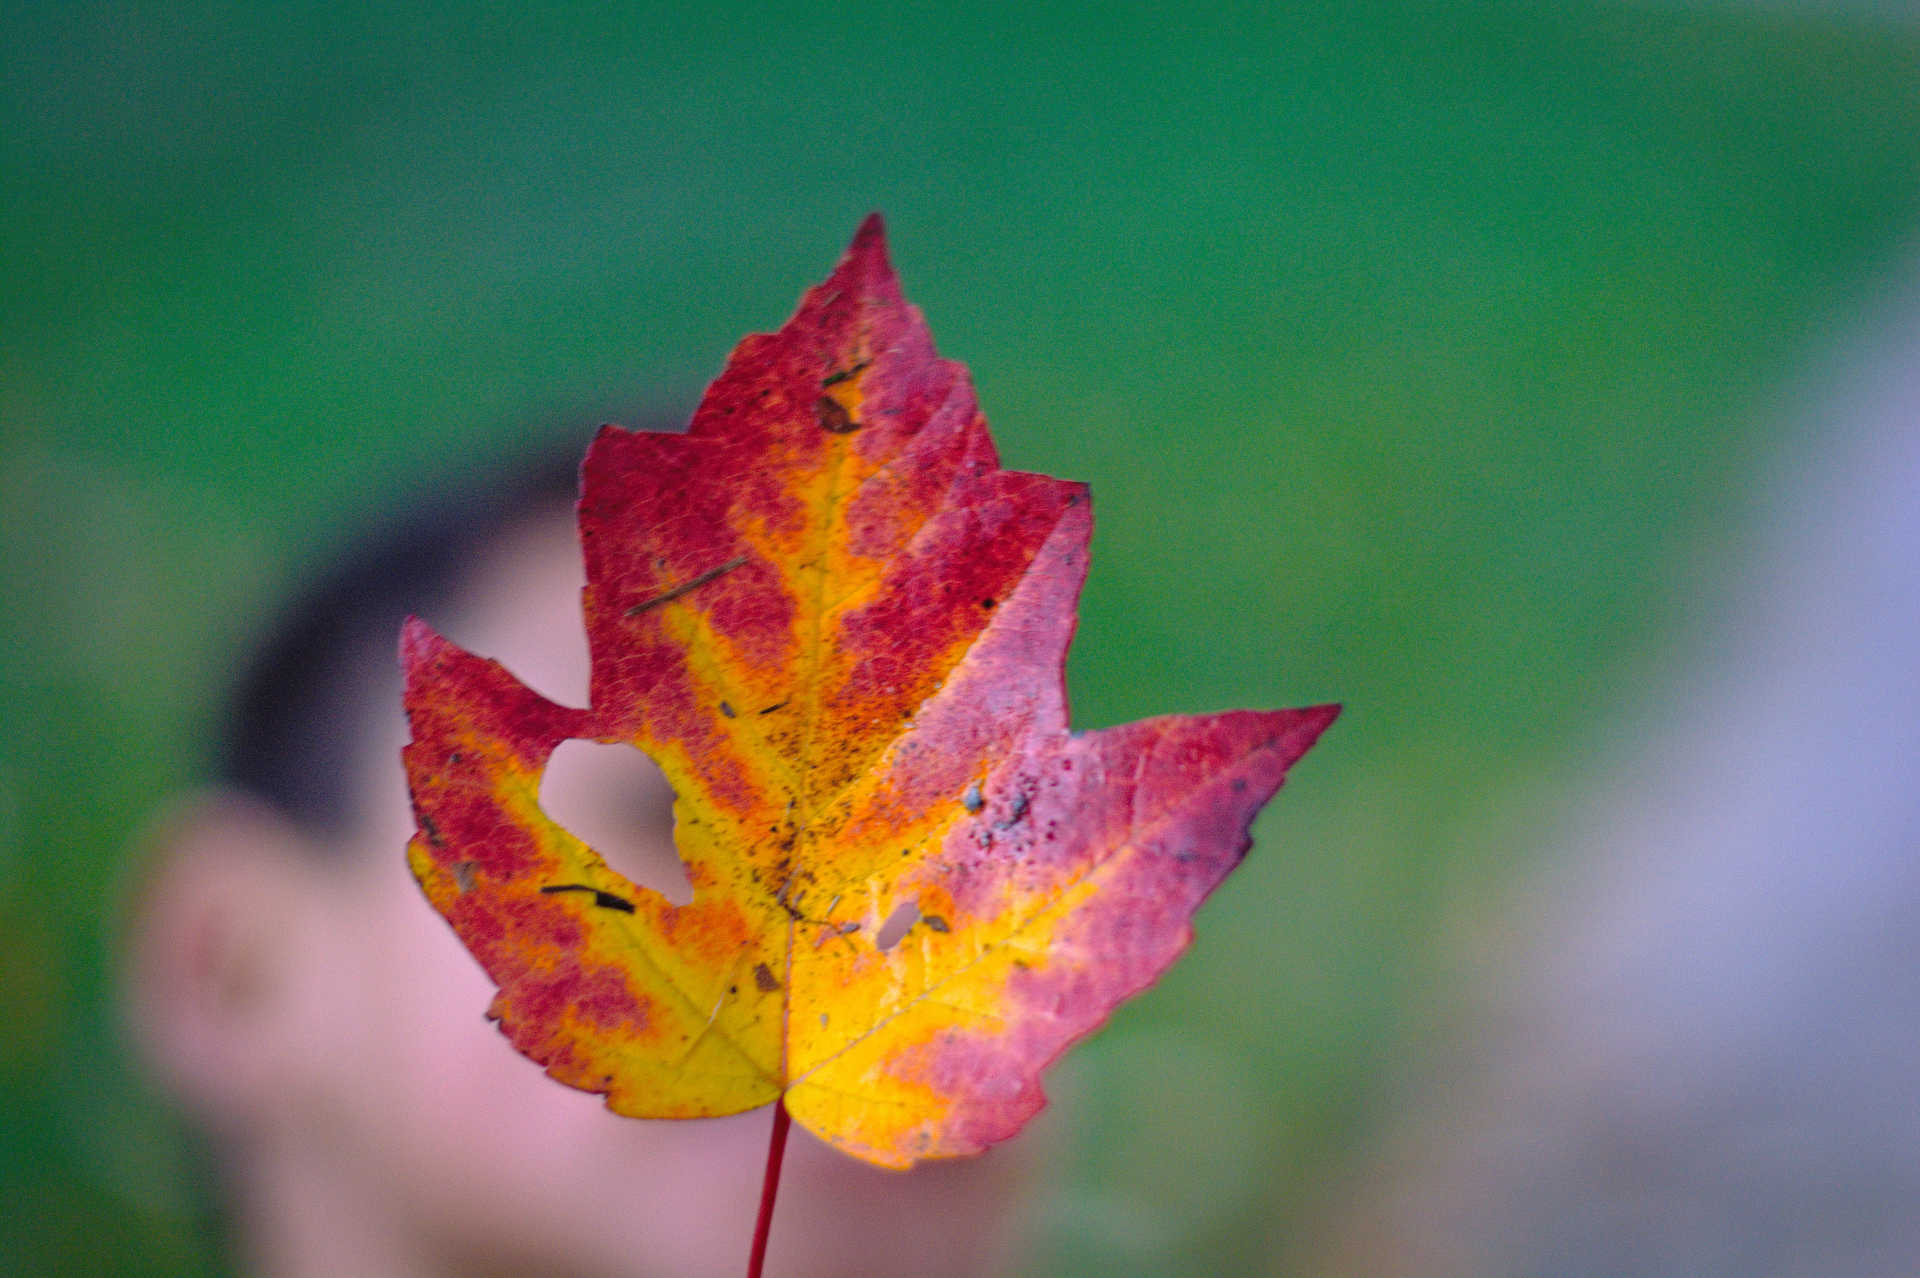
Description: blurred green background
xmin=6 ymin=1 xmax=1920 ymax=1274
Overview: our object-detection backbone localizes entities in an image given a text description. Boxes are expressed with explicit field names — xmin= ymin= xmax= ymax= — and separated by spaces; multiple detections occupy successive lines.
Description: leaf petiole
xmin=745 ymin=1100 xmax=792 ymax=1278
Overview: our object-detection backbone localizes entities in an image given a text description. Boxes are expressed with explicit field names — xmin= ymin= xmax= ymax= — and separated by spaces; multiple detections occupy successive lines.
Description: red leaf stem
xmin=746 ymin=1101 xmax=792 ymax=1278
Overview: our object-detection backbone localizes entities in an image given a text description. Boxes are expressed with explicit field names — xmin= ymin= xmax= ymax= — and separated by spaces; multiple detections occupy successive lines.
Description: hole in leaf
xmin=875 ymin=900 xmax=922 ymax=950
xmin=539 ymin=740 xmax=692 ymax=906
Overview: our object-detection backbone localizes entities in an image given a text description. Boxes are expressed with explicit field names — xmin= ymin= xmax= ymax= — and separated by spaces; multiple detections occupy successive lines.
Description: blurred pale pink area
xmin=126 ymin=511 xmax=1047 ymax=1278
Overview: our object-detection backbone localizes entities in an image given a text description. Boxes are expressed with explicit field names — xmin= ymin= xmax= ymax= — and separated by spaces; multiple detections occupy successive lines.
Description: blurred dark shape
xmin=217 ymin=446 xmax=582 ymax=835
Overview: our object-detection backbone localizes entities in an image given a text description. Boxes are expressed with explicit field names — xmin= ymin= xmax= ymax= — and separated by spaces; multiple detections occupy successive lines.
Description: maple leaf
xmin=401 ymin=216 xmax=1338 ymax=1168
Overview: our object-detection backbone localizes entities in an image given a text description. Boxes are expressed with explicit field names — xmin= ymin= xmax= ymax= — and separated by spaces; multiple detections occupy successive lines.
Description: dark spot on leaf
xmin=778 ymin=889 xmax=804 ymax=920
xmin=815 ymin=395 xmax=859 ymax=433
xmin=625 ymin=555 xmax=747 ymax=616
xmin=820 ymin=360 xmax=869 ymax=387
xmin=1231 ymin=778 xmax=1248 ymax=793
xmin=981 ymin=597 xmax=996 ymax=609
xmin=539 ymin=883 xmax=636 ymax=913
xmin=922 ymin=914 xmax=950 ymax=933
xmin=452 ymin=859 xmax=477 ymax=893
xmin=754 ymin=962 xmax=781 ymax=992
xmin=759 ymin=699 xmax=789 ymax=715
xmin=962 ymin=782 xmax=984 ymax=814
xmin=719 ymin=700 xmax=736 ymax=718
xmin=876 ymin=901 xmax=922 ymax=949
xmin=420 ymin=814 xmax=445 ymax=848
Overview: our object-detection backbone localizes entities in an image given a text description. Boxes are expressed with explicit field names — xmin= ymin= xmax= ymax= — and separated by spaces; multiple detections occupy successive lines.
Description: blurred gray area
xmin=1308 ymin=246 xmax=1920 ymax=1278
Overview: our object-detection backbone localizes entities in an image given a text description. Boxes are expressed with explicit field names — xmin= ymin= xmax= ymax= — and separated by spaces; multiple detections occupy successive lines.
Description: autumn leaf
xmin=401 ymin=216 xmax=1338 ymax=1169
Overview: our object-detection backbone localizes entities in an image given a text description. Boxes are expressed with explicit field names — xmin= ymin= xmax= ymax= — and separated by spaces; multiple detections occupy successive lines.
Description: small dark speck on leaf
xmin=754 ymin=962 xmax=782 ymax=993
xmin=1231 ymin=778 xmax=1248 ymax=793
xmin=876 ymin=901 xmax=921 ymax=949
xmin=719 ymin=700 xmax=736 ymax=718
xmin=922 ymin=914 xmax=950 ymax=933
xmin=820 ymin=360 xmax=869 ymax=387
xmin=626 ymin=555 xmax=747 ymax=616
xmin=981 ymin=597 xmax=996 ymax=609
xmin=452 ymin=859 xmax=477 ymax=893
xmin=815 ymin=395 xmax=859 ymax=433
xmin=962 ymin=782 xmax=984 ymax=814
xmin=539 ymin=883 xmax=636 ymax=913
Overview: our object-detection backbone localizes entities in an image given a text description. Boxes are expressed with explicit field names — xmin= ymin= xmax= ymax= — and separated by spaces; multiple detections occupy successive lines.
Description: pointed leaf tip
xmin=831 ymin=213 xmax=895 ymax=293
xmin=851 ymin=211 xmax=887 ymax=251
xmin=398 ymin=614 xmax=438 ymax=667
xmin=1304 ymin=702 xmax=1344 ymax=737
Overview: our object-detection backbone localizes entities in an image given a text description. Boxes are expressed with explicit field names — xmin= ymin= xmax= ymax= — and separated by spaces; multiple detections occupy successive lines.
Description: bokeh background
xmin=7 ymin=2 xmax=1920 ymax=1275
